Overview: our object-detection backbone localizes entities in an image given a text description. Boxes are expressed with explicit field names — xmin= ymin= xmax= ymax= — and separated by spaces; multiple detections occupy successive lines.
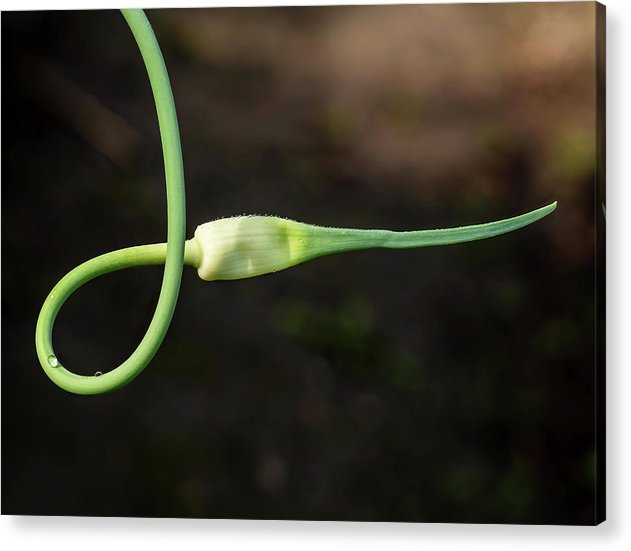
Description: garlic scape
xmin=34 ymin=8 xmax=558 ymax=396
xmin=188 ymin=202 xmax=557 ymax=281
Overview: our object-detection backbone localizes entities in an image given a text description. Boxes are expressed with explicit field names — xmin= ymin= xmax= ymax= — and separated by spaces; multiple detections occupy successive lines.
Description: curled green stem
xmin=35 ymin=9 xmax=186 ymax=395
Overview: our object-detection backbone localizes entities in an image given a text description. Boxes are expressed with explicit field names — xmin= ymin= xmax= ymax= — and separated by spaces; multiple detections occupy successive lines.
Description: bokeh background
xmin=2 ymin=3 xmax=602 ymax=524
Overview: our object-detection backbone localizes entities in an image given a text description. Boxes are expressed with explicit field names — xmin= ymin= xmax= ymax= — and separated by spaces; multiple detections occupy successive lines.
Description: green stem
xmin=35 ymin=9 xmax=186 ymax=395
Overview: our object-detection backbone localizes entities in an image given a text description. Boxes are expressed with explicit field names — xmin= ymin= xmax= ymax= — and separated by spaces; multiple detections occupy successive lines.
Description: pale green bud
xmin=187 ymin=202 xmax=556 ymax=282
xmin=191 ymin=216 xmax=311 ymax=281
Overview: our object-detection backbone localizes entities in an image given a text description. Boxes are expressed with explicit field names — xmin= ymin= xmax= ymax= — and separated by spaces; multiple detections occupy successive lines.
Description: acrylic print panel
xmin=1 ymin=2 xmax=604 ymax=524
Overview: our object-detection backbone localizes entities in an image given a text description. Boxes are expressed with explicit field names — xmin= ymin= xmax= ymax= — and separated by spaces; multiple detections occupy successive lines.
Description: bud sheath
xmin=190 ymin=202 xmax=556 ymax=281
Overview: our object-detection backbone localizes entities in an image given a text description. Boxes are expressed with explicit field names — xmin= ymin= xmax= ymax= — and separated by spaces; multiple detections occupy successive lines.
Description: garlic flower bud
xmin=191 ymin=216 xmax=310 ymax=281
xmin=188 ymin=202 xmax=557 ymax=282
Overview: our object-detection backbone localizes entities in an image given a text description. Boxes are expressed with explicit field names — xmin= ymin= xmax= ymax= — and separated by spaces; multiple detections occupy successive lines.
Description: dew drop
xmin=94 ymin=371 xmax=103 ymax=377
xmin=48 ymin=355 xmax=59 ymax=368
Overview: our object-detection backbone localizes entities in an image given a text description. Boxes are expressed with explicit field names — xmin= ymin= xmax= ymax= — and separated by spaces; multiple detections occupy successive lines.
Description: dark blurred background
xmin=2 ymin=3 xmax=598 ymax=524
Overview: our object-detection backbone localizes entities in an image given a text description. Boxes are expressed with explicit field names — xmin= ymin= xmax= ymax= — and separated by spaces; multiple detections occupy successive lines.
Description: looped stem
xmin=35 ymin=9 xmax=187 ymax=395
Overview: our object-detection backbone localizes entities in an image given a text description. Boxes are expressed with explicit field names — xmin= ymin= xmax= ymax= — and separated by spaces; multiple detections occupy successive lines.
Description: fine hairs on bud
xmin=192 ymin=216 xmax=310 ymax=281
